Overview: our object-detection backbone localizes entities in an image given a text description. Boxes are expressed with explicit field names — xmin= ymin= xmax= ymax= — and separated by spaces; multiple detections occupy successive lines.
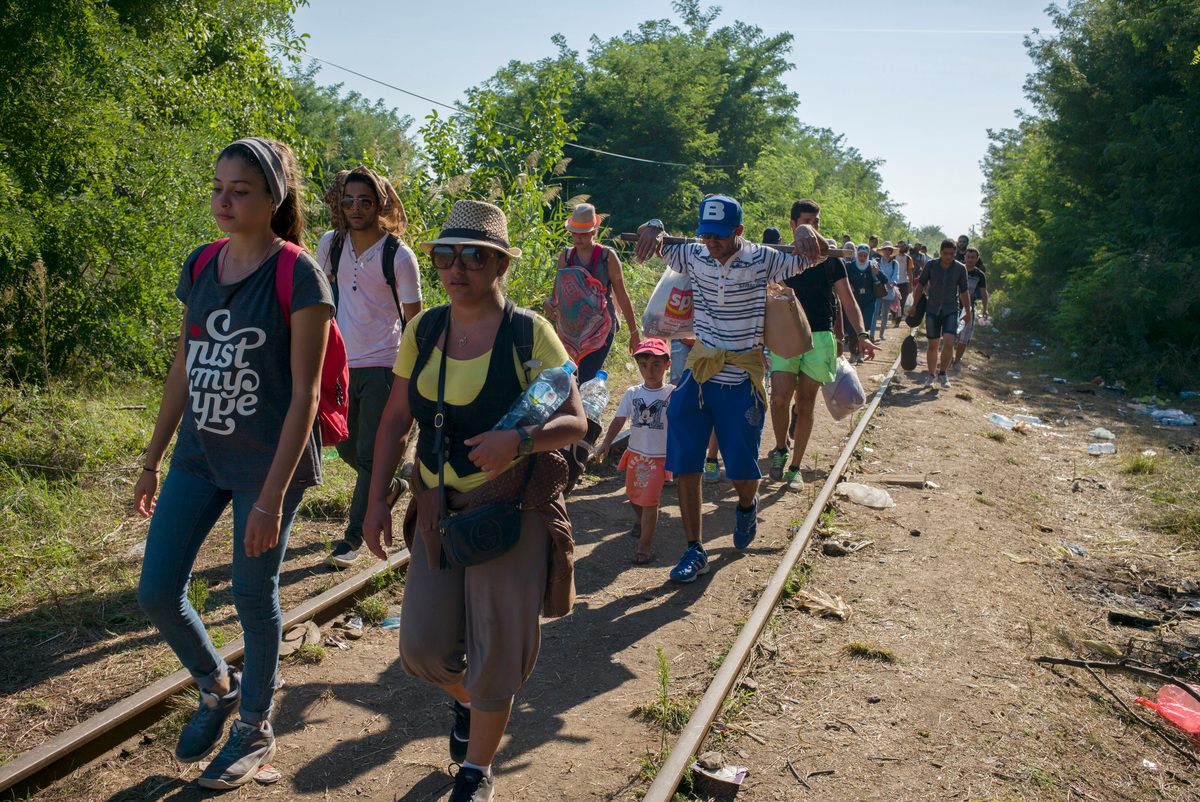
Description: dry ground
xmin=22 ymin=322 xmax=1200 ymax=802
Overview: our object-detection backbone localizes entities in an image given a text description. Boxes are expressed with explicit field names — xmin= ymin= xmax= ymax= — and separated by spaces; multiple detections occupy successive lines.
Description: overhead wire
xmin=300 ymin=52 xmax=738 ymax=169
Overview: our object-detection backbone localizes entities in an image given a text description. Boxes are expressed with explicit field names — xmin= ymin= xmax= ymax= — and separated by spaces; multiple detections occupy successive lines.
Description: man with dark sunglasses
xmin=318 ymin=167 xmax=423 ymax=569
xmin=635 ymin=195 xmax=822 ymax=584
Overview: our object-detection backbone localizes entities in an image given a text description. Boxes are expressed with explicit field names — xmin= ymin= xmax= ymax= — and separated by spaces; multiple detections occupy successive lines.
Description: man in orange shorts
xmin=596 ymin=338 xmax=673 ymax=565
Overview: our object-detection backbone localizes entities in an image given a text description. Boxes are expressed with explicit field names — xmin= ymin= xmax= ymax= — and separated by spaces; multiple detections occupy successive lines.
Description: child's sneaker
xmin=174 ymin=672 xmax=240 ymax=763
xmin=733 ymin=501 xmax=758 ymax=549
xmin=197 ymin=719 xmax=276 ymax=789
xmin=703 ymin=458 xmax=721 ymax=483
xmin=768 ymin=448 xmax=788 ymax=480
xmin=669 ymin=542 xmax=709 ymax=583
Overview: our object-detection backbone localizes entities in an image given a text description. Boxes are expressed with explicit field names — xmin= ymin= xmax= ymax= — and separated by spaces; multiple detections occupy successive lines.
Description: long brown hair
xmin=217 ymin=139 xmax=305 ymax=245
xmin=323 ymin=166 xmax=407 ymax=238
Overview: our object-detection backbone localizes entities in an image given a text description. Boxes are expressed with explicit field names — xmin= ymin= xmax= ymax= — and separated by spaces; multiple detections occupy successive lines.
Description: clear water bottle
xmin=579 ymin=370 xmax=610 ymax=422
xmin=493 ymin=361 xmax=577 ymax=431
xmin=1087 ymin=442 xmax=1116 ymax=455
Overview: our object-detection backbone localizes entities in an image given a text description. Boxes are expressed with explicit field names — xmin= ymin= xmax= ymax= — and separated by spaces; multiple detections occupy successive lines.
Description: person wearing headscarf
xmin=842 ymin=245 xmax=887 ymax=363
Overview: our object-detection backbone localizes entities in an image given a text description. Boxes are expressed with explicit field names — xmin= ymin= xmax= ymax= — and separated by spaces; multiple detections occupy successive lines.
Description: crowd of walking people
xmin=132 ymin=138 xmax=985 ymax=800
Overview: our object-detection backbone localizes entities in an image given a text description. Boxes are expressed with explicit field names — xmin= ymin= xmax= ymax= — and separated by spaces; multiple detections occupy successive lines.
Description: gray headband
xmin=234 ymin=137 xmax=288 ymax=208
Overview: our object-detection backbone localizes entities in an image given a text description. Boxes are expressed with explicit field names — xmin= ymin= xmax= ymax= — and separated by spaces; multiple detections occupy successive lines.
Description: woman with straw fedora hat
xmin=545 ymin=202 xmax=642 ymax=383
xmin=363 ymin=199 xmax=587 ymax=802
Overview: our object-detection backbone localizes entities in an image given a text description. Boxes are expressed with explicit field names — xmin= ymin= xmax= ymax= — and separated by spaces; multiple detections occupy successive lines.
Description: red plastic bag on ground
xmin=1135 ymin=684 xmax=1200 ymax=737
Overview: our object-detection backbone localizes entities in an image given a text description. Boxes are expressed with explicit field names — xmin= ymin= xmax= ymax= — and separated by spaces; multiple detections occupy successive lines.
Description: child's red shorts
xmin=619 ymin=450 xmax=671 ymax=506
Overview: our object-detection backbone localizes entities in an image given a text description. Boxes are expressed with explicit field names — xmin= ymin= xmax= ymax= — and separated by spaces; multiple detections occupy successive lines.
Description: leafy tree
xmin=0 ymin=0 xmax=302 ymax=382
xmin=979 ymin=0 xmax=1200 ymax=388
xmin=288 ymin=63 xmax=418 ymax=201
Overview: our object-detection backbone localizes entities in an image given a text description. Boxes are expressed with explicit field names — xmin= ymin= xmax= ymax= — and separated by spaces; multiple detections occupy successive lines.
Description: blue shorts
xmin=666 ymin=371 xmax=765 ymax=481
xmin=926 ymin=309 xmax=958 ymax=339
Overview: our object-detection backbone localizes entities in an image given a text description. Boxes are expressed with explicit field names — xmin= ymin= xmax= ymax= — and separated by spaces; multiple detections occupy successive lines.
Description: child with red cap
xmin=596 ymin=338 xmax=673 ymax=564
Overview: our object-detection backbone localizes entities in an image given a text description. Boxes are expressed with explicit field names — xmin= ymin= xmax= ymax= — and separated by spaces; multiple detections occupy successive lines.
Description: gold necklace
xmin=450 ymin=316 xmax=492 ymax=348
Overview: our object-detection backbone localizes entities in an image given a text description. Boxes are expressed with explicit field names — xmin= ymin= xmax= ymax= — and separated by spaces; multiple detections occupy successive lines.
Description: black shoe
xmin=449 ymin=700 xmax=470 ymax=764
xmin=386 ymin=477 xmax=409 ymax=510
xmin=325 ymin=539 xmax=361 ymax=569
xmin=449 ymin=766 xmax=494 ymax=802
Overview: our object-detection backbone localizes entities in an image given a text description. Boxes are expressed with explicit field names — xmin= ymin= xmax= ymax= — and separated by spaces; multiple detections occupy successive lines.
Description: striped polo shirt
xmin=662 ymin=241 xmax=810 ymax=384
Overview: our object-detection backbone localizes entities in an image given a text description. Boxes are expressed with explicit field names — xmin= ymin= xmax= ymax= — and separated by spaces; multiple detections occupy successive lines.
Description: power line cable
xmin=301 ymin=52 xmax=738 ymax=169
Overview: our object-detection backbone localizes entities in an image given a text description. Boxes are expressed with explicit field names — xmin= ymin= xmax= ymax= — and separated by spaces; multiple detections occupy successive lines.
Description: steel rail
xmin=0 ymin=548 xmax=411 ymax=800
xmin=643 ymin=354 xmax=902 ymax=802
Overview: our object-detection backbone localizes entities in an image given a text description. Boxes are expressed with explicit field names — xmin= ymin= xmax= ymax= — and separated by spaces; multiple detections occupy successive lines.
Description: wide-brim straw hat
xmin=878 ymin=241 xmax=897 ymax=251
xmin=565 ymin=203 xmax=601 ymax=233
xmin=420 ymin=199 xmax=522 ymax=258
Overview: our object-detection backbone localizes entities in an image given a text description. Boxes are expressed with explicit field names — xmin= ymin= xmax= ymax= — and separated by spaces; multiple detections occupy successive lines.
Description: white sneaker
xmin=923 ymin=373 xmax=936 ymax=388
xmin=938 ymin=372 xmax=951 ymax=388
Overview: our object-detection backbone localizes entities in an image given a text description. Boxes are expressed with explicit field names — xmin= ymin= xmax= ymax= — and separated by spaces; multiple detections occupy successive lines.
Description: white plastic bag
xmin=821 ymin=357 xmax=866 ymax=421
xmin=642 ymin=266 xmax=695 ymax=340
xmin=835 ymin=482 xmax=895 ymax=509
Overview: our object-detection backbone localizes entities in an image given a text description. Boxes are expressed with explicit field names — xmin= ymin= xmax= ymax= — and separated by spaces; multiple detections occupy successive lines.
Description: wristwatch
xmin=516 ymin=427 xmax=534 ymax=457
xmin=646 ymin=218 xmax=664 ymax=230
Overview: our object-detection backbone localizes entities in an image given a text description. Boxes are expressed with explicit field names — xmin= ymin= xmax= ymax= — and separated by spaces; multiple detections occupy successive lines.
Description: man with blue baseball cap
xmin=635 ymin=195 xmax=823 ymax=583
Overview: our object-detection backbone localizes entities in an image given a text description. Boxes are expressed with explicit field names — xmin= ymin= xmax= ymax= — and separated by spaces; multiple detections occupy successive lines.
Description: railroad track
xmin=1 ymin=354 xmax=901 ymax=801
xmin=644 ymin=353 xmax=901 ymax=801
xmin=0 ymin=548 xmax=411 ymax=800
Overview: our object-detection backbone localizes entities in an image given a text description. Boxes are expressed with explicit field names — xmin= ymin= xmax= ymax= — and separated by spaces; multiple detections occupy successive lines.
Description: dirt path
xmin=29 ymin=324 xmax=1200 ymax=802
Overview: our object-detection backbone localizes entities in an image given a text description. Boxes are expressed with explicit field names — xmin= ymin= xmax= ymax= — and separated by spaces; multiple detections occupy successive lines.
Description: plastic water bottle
xmin=1087 ymin=443 xmax=1116 ymax=455
xmin=493 ymin=361 xmax=577 ymax=431
xmin=579 ymin=370 xmax=611 ymax=422
xmin=988 ymin=413 xmax=1015 ymax=430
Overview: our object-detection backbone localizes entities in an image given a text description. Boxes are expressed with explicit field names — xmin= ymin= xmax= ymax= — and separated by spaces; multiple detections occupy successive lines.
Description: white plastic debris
xmin=836 ymin=482 xmax=895 ymax=509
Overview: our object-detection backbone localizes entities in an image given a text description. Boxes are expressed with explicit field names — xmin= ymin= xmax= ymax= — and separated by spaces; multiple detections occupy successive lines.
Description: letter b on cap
xmin=701 ymin=201 xmax=726 ymax=221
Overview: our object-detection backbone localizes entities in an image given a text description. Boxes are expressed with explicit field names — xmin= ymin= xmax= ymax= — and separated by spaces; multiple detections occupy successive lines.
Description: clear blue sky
xmin=291 ymin=0 xmax=1054 ymax=238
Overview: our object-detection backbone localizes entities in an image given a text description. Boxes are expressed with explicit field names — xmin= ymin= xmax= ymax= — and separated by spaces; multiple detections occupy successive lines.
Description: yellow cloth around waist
xmin=684 ymin=343 xmax=766 ymax=406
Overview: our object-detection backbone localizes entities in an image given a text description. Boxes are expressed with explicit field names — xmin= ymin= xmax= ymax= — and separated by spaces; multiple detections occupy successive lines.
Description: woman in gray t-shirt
xmin=132 ymin=138 xmax=335 ymax=789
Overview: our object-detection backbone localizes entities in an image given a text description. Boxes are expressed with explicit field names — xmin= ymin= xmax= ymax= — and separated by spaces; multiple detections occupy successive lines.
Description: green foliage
xmin=288 ymin=62 xmax=417 ymax=213
xmin=979 ymin=0 xmax=1200 ymax=389
xmin=356 ymin=595 xmax=388 ymax=624
xmin=187 ymin=578 xmax=210 ymax=615
xmin=0 ymin=0 xmax=303 ymax=382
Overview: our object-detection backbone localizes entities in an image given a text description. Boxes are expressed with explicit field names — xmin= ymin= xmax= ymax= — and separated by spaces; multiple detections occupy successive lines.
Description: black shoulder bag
xmin=434 ymin=314 xmax=534 ymax=567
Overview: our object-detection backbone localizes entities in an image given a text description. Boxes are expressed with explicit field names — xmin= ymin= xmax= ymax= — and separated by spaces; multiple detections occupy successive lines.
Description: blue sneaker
xmin=703 ymin=458 xmax=721 ymax=483
xmin=733 ymin=501 xmax=758 ymax=549
xmin=669 ymin=542 xmax=709 ymax=583
xmin=174 ymin=672 xmax=240 ymax=763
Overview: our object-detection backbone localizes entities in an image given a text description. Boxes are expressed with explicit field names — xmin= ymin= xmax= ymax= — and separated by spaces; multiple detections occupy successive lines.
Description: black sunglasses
xmin=340 ymin=197 xmax=375 ymax=210
xmin=698 ymin=232 xmax=732 ymax=242
xmin=430 ymin=245 xmax=494 ymax=271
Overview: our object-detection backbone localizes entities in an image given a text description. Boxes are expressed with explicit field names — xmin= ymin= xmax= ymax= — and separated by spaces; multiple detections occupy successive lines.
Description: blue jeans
xmin=138 ymin=468 xmax=304 ymax=724
xmin=670 ymin=339 xmax=692 ymax=384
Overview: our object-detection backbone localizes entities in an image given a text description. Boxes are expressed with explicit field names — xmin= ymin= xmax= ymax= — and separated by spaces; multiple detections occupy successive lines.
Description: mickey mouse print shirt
xmin=615 ymin=383 xmax=674 ymax=458
xmin=171 ymin=244 xmax=335 ymax=491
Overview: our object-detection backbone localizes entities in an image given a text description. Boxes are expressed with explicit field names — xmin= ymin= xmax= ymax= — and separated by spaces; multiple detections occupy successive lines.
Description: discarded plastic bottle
xmin=1013 ymin=414 xmax=1044 ymax=426
xmin=988 ymin=412 xmax=1015 ymax=430
xmin=579 ymin=370 xmax=611 ymax=422
xmin=1087 ymin=443 xmax=1116 ymax=455
xmin=493 ymin=361 xmax=577 ymax=431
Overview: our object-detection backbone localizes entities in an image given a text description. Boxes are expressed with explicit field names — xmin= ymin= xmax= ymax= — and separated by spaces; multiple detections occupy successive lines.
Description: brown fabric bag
xmin=763 ymin=282 xmax=813 ymax=360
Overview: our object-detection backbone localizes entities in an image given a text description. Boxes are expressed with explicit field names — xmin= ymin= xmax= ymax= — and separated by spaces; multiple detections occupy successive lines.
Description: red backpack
xmin=192 ymin=239 xmax=350 ymax=446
